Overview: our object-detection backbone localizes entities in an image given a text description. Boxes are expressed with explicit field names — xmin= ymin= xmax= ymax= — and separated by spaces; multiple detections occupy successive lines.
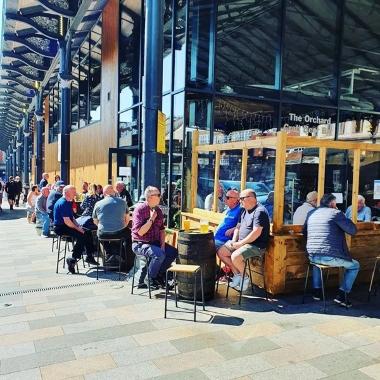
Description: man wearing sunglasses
xmin=131 ymin=186 xmax=178 ymax=289
xmin=217 ymin=189 xmax=270 ymax=291
xmin=214 ymin=189 xmax=242 ymax=249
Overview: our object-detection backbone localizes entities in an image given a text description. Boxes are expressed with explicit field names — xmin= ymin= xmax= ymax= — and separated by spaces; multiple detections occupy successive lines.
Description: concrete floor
xmin=0 ymin=204 xmax=380 ymax=380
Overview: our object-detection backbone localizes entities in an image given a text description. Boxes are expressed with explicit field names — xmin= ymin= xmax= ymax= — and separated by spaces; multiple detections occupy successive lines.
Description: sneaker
xmin=41 ymin=234 xmax=49 ymax=238
xmin=312 ymin=288 xmax=322 ymax=301
xmin=233 ymin=276 xmax=250 ymax=291
xmin=145 ymin=278 xmax=160 ymax=290
xmin=137 ymin=282 xmax=148 ymax=289
xmin=229 ymin=274 xmax=241 ymax=288
xmin=334 ymin=290 xmax=352 ymax=308
xmin=66 ymin=258 xmax=76 ymax=274
xmin=85 ymin=255 xmax=99 ymax=266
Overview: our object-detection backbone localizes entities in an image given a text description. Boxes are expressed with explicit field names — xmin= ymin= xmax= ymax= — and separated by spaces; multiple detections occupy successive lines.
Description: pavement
xmin=0 ymin=203 xmax=380 ymax=380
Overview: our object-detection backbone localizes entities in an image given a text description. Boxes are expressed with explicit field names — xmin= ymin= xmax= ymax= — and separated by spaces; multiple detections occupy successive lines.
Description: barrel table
xmin=177 ymin=230 xmax=216 ymax=301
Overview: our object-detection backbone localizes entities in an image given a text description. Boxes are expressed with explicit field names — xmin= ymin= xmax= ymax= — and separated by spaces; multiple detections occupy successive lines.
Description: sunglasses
xmin=239 ymin=195 xmax=254 ymax=201
xmin=226 ymin=196 xmax=238 ymax=200
xmin=151 ymin=193 xmax=161 ymax=197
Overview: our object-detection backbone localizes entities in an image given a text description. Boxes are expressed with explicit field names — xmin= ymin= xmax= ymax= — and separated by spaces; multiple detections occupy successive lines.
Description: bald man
xmin=92 ymin=185 xmax=132 ymax=269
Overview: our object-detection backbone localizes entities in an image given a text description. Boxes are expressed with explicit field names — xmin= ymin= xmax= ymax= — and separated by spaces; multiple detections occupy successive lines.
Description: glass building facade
xmin=116 ymin=0 xmax=380 ymax=225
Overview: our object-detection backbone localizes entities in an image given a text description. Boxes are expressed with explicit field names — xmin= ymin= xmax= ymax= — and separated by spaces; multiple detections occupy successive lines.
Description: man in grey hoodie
xmin=303 ymin=193 xmax=359 ymax=308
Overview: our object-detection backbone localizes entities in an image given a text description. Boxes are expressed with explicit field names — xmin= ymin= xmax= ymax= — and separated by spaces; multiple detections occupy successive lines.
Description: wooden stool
xmin=225 ymin=256 xmax=268 ymax=306
xmin=131 ymin=255 xmax=152 ymax=299
xmin=96 ymin=237 xmax=125 ymax=280
xmin=368 ymin=255 xmax=380 ymax=301
xmin=303 ymin=262 xmax=347 ymax=312
xmin=164 ymin=264 xmax=205 ymax=322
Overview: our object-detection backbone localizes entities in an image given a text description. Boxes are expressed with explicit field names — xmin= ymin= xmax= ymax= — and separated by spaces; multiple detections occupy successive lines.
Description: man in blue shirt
xmin=54 ymin=185 xmax=97 ymax=274
xmin=214 ymin=189 xmax=241 ymax=249
xmin=345 ymin=195 xmax=371 ymax=222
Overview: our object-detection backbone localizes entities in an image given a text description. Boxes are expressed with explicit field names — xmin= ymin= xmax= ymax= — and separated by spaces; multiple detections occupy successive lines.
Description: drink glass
xmin=200 ymin=220 xmax=209 ymax=233
xmin=183 ymin=220 xmax=191 ymax=231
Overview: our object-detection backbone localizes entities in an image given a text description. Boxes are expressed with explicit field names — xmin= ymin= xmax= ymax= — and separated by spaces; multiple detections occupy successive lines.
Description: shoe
xmin=66 ymin=258 xmax=76 ymax=274
xmin=229 ymin=274 xmax=241 ymax=288
xmin=137 ymin=282 xmax=148 ymax=289
xmin=41 ymin=234 xmax=49 ymax=238
xmin=234 ymin=276 xmax=250 ymax=292
xmin=312 ymin=288 xmax=322 ymax=301
xmin=85 ymin=255 xmax=99 ymax=266
xmin=334 ymin=290 xmax=352 ymax=308
xmin=10 ymin=205 xmax=13 ymax=210
xmin=145 ymin=278 xmax=160 ymax=290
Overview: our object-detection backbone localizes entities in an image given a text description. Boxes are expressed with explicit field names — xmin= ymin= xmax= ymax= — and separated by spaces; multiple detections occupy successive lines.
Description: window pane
xmin=187 ymin=0 xmax=214 ymax=89
xmin=216 ymin=0 xmax=281 ymax=95
xmin=119 ymin=0 xmax=142 ymax=111
xmin=283 ymin=147 xmax=319 ymax=224
xmin=71 ymin=56 xmax=79 ymax=131
xmin=214 ymin=97 xmax=276 ymax=143
xmin=324 ymin=149 xmax=354 ymax=213
xmin=119 ymin=107 xmax=139 ymax=147
xmin=174 ymin=0 xmax=186 ymax=90
xmin=48 ymin=82 xmax=60 ymax=143
xmin=282 ymin=0 xmax=338 ymax=103
xmin=340 ymin=1 xmax=380 ymax=112
xmin=89 ymin=18 xmax=102 ymax=123
xmin=163 ymin=0 xmax=173 ymax=93
xmin=338 ymin=111 xmax=379 ymax=141
xmin=79 ymin=42 xmax=89 ymax=127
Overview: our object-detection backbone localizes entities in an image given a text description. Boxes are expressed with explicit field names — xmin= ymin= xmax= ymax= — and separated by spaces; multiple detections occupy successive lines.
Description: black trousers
xmin=54 ymin=224 xmax=95 ymax=260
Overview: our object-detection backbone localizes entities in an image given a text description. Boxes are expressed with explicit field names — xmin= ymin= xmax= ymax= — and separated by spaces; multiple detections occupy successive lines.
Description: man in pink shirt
xmin=132 ymin=186 xmax=177 ymax=289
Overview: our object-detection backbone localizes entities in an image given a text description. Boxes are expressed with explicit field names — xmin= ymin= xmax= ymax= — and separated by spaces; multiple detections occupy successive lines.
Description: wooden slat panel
xmin=317 ymin=147 xmax=326 ymax=204
xmin=240 ymin=148 xmax=248 ymax=191
xmin=191 ymin=129 xmax=199 ymax=210
xmin=351 ymin=149 xmax=361 ymax=223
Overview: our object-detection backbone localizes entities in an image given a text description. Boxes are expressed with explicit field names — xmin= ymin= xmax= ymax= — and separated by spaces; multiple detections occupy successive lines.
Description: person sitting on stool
xmin=303 ymin=193 xmax=358 ymax=308
xmin=217 ymin=189 xmax=270 ymax=292
xmin=131 ymin=186 xmax=178 ymax=289
xmin=92 ymin=185 xmax=133 ymax=271
xmin=53 ymin=185 xmax=98 ymax=274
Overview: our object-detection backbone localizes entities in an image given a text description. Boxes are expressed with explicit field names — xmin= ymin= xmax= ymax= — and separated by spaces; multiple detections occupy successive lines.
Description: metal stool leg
xmin=239 ymin=259 xmax=248 ymax=305
xmin=368 ymin=258 xmax=379 ymax=301
xmin=56 ymin=236 xmax=61 ymax=274
xmin=248 ymin=259 xmax=254 ymax=295
xmin=200 ymin=268 xmax=205 ymax=311
xmin=147 ymin=259 xmax=152 ymax=299
xmin=118 ymin=239 xmax=123 ymax=281
xmin=174 ymin=272 xmax=178 ymax=307
xmin=193 ymin=271 xmax=197 ymax=322
xmin=320 ymin=267 xmax=326 ymax=313
xmin=131 ymin=255 xmax=137 ymax=294
xmin=262 ymin=259 xmax=268 ymax=301
xmin=302 ymin=264 xmax=311 ymax=304
xmin=164 ymin=270 xmax=169 ymax=318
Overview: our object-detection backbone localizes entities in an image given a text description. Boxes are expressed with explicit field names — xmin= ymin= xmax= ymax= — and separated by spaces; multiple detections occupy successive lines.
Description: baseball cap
xmin=55 ymin=180 xmax=65 ymax=187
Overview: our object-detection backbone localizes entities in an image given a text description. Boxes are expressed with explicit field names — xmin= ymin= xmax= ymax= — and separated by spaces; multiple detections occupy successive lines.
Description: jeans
xmin=132 ymin=242 xmax=178 ymax=279
xmin=36 ymin=211 xmax=50 ymax=236
xmin=310 ymin=255 xmax=360 ymax=293
xmin=54 ymin=224 xmax=95 ymax=260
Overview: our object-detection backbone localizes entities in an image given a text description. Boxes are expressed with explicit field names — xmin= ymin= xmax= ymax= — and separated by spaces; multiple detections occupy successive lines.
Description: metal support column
xmin=58 ymin=37 xmax=72 ymax=184
xmin=142 ymin=0 xmax=164 ymax=189
xmin=23 ymin=113 xmax=30 ymax=187
xmin=12 ymin=137 xmax=17 ymax=177
xmin=35 ymin=89 xmax=44 ymax=182
xmin=16 ymin=129 xmax=22 ymax=177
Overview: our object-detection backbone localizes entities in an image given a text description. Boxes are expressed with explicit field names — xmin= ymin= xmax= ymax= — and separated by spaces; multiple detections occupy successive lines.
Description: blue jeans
xmin=132 ymin=242 xmax=178 ymax=279
xmin=36 ymin=211 xmax=50 ymax=236
xmin=310 ymin=255 xmax=360 ymax=293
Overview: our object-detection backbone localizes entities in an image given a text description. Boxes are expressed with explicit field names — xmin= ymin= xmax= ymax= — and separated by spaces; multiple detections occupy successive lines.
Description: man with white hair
xmin=39 ymin=172 xmax=49 ymax=191
xmin=35 ymin=187 xmax=50 ymax=237
xmin=131 ymin=186 xmax=177 ymax=289
xmin=53 ymin=185 xmax=97 ymax=274
xmin=345 ymin=195 xmax=372 ymax=222
xmin=47 ymin=180 xmax=65 ymax=220
xmin=115 ymin=181 xmax=133 ymax=207
xmin=293 ymin=191 xmax=318 ymax=225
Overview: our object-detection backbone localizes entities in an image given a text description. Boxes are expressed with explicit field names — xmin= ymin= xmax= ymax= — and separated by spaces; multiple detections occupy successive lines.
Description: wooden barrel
xmin=177 ymin=231 xmax=216 ymax=301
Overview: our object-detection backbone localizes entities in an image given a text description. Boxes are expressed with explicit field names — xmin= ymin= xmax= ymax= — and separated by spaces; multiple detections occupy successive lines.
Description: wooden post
xmin=213 ymin=150 xmax=221 ymax=212
xmin=241 ymin=148 xmax=248 ymax=191
xmin=351 ymin=148 xmax=361 ymax=223
xmin=317 ymin=147 xmax=326 ymax=205
xmin=190 ymin=129 xmax=199 ymax=210
xmin=272 ymin=131 xmax=287 ymax=233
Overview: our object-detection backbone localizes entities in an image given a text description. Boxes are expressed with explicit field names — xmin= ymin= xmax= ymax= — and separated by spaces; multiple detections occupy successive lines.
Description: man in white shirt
xmin=293 ymin=191 xmax=318 ymax=225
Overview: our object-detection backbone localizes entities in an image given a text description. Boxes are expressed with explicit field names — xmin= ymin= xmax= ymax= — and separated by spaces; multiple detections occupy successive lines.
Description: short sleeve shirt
xmin=53 ymin=197 xmax=74 ymax=226
xmin=131 ymin=202 xmax=165 ymax=243
xmin=214 ymin=204 xmax=242 ymax=243
xmin=238 ymin=204 xmax=270 ymax=249
xmin=92 ymin=196 xmax=128 ymax=233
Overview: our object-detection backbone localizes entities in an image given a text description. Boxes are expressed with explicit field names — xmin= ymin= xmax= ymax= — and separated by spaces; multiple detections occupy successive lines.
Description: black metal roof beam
xmin=1 ymin=76 xmax=36 ymax=91
xmin=4 ymin=34 xmax=57 ymax=58
xmin=2 ymin=51 xmax=50 ymax=71
xmin=5 ymin=12 xmax=61 ymax=40
xmin=36 ymin=0 xmax=75 ymax=18
xmin=0 ymin=86 xmax=34 ymax=98
xmin=1 ymin=65 xmax=43 ymax=82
